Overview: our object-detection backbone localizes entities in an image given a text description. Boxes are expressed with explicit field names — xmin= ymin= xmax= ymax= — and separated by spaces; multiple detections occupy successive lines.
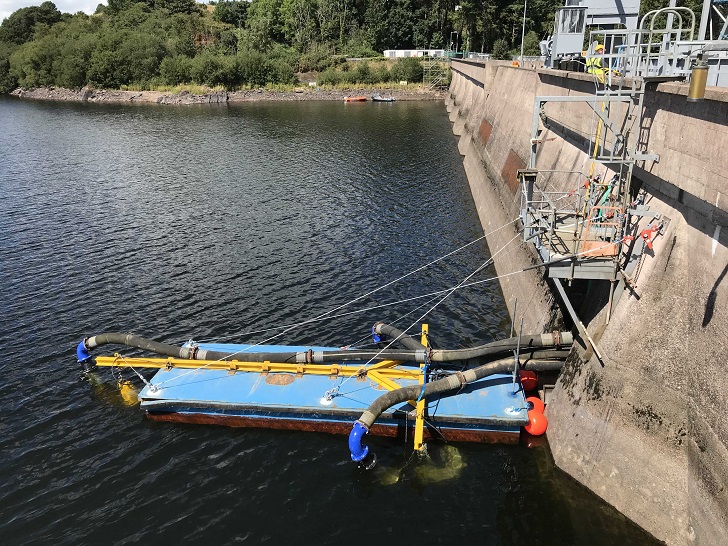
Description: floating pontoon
xmin=76 ymin=325 xmax=570 ymax=463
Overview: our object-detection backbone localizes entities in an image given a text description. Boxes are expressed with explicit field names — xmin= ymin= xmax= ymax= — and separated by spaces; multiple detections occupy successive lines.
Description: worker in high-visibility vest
xmin=586 ymin=43 xmax=606 ymax=82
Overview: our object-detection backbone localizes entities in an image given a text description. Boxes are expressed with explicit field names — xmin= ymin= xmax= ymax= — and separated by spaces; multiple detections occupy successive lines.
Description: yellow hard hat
xmin=595 ymin=44 xmax=604 ymax=51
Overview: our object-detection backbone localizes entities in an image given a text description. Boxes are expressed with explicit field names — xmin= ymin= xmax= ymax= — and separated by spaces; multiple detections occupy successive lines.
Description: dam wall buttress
xmin=447 ymin=59 xmax=728 ymax=545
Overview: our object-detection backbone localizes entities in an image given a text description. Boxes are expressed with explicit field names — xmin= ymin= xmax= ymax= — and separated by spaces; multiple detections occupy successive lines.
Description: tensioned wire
xmin=325 ymin=229 xmax=524 ymax=397
xmin=166 ymin=217 xmax=516 ymax=363
xmin=201 ymin=218 xmax=520 ymax=344
xmin=151 ymin=219 xmax=519 ymax=389
xmin=330 ymin=234 xmax=623 ymax=400
xmin=150 ymin=234 xmax=622 ymax=392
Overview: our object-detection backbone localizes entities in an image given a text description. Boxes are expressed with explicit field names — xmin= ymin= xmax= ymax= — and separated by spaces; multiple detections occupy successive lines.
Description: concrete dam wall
xmin=446 ymin=59 xmax=728 ymax=545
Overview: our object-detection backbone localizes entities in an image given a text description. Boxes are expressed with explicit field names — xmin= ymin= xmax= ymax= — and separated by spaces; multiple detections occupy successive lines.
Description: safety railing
xmin=520 ymin=171 xmax=589 ymax=258
xmin=586 ymin=8 xmax=698 ymax=82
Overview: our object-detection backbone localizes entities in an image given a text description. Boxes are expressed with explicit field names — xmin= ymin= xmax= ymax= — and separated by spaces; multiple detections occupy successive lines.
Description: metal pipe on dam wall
xmin=445 ymin=58 xmax=728 ymax=546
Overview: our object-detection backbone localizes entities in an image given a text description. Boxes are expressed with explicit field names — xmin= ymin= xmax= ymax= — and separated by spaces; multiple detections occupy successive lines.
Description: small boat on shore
xmin=344 ymin=96 xmax=367 ymax=102
xmin=372 ymin=94 xmax=396 ymax=102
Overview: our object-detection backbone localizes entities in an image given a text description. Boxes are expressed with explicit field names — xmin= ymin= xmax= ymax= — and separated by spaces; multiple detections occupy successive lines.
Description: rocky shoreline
xmin=9 ymin=86 xmax=444 ymax=104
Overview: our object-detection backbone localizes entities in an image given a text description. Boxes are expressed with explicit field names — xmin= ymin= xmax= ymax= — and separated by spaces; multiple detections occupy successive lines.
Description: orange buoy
xmin=524 ymin=410 xmax=548 ymax=436
xmin=526 ymin=396 xmax=545 ymax=414
xmin=519 ymin=370 xmax=538 ymax=391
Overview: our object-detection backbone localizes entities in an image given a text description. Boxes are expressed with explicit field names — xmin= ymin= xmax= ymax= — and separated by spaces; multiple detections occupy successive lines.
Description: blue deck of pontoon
xmin=137 ymin=342 xmax=530 ymax=442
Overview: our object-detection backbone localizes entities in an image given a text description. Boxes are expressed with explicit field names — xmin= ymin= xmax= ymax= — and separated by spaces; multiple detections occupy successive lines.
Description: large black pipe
xmin=348 ymin=357 xmax=565 ymax=463
xmin=357 ymin=357 xmax=564 ymax=429
xmin=373 ymin=322 xmax=426 ymax=350
xmin=78 ymin=329 xmax=573 ymax=365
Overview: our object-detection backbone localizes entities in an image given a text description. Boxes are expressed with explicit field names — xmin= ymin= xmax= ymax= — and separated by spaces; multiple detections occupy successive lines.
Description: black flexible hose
xmin=356 ymin=357 xmax=564 ymax=429
xmin=373 ymin=322 xmax=426 ymax=350
xmin=80 ymin=330 xmax=573 ymax=365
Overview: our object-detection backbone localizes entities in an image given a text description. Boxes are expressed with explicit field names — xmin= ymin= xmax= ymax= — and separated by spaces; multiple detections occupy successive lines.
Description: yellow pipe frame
xmin=94 ymin=356 xmax=421 ymax=383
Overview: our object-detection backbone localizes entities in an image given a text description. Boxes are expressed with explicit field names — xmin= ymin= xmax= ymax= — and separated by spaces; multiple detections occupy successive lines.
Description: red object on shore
xmin=344 ymin=96 xmax=367 ymax=102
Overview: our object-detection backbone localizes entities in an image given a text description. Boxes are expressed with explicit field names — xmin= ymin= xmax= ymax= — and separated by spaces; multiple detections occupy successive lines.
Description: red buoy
xmin=524 ymin=410 xmax=548 ymax=436
xmin=526 ymin=396 xmax=545 ymax=414
xmin=519 ymin=370 xmax=538 ymax=391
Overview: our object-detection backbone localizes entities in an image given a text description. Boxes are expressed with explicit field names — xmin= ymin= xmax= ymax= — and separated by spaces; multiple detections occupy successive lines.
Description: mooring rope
xmin=327 ymin=230 xmax=523 ymax=398
xmin=222 ymin=219 xmax=520 ymax=343
xmin=151 ymin=219 xmax=521 ymax=390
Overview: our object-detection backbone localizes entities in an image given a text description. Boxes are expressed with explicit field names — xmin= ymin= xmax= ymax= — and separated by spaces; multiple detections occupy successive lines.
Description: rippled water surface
xmin=0 ymin=97 xmax=657 ymax=545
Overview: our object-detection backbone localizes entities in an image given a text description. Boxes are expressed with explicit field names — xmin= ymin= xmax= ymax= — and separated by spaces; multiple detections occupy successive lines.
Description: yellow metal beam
xmin=94 ymin=356 xmax=420 ymax=381
xmin=366 ymin=370 xmax=405 ymax=392
xmin=413 ymin=324 xmax=428 ymax=452
xmin=367 ymin=359 xmax=406 ymax=370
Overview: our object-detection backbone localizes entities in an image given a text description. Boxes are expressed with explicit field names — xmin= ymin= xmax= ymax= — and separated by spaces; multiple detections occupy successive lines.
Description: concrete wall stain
xmin=629 ymin=402 xmax=664 ymax=431
xmin=478 ymin=118 xmax=493 ymax=145
xmin=584 ymin=368 xmax=604 ymax=402
xmin=501 ymin=149 xmax=525 ymax=192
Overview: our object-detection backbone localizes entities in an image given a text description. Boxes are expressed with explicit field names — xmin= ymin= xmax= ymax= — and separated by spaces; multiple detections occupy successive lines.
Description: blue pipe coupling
xmin=348 ymin=421 xmax=370 ymax=462
xmin=77 ymin=339 xmax=92 ymax=363
xmin=76 ymin=339 xmax=96 ymax=373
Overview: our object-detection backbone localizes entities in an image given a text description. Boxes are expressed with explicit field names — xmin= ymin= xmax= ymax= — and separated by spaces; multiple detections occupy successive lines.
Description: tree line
xmin=0 ymin=0 xmax=563 ymax=93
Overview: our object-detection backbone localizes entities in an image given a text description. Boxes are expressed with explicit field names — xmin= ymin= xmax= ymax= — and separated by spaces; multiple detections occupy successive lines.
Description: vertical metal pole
xmin=663 ymin=0 xmax=677 ymax=54
xmin=512 ymin=318 xmax=523 ymax=393
xmin=510 ymin=299 xmax=518 ymax=338
xmin=530 ymin=98 xmax=541 ymax=168
xmin=699 ymin=0 xmax=712 ymax=40
xmin=520 ymin=0 xmax=528 ymax=64
xmin=413 ymin=324 xmax=428 ymax=452
xmin=606 ymin=279 xmax=615 ymax=324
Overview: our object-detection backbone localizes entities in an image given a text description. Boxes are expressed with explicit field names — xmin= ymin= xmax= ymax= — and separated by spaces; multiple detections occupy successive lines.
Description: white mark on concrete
xmin=716 ymin=192 xmax=721 ymax=208
xmin=712 ymin=225 xmax=721 ymax=257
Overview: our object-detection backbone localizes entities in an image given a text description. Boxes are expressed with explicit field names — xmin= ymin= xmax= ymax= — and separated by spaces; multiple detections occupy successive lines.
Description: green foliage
xmin=0 ymin=41 xmax=17 ymax=92
xmin=264 ymin=57 xmax=295 ymax=84
xmin=523 ymin=31 xmax=540 ymax=56
xmin=190 ymin=49 xmax=237 ymax=86
xmin=297 ymin=43 xmax=341 ymax=71
xmin=342 ymin=28 xmax=379 ymax=59
xmin=54 ymin=30 xmax=98 ymax=88
xmin=371 ymin=63 xmax=390 ymax=83
xmin=0 ymin=1 xmax=62 ymax=45
xmin=111 ymin=3 xmax=153 ymax=30
xmin=389 ymin=57 xmax=422 ymax=83
xmin=317 ymin=60 xmax=391 ymax=85
xmin=352 ymin=61 xmax=373 ymax=84
xmin=245 ymin=0 xmax=284 ymax=51
xmin=88 ymin=29 xmax=166 ymax=88
xmin=160 ymin=54 xmax=192 ymax=84
xmin=280 ymin=0 xmax=316 ymax=51
xmin=0 ymin=0 xmax=572 ymax=92
xmin=236 ymin=49 xmax=268 ymax=85
xmin=491 ymin=39 xmax=510 ymax=60
xmin=155 ymin=0 xmax=199 ymax=15
xmin=213 ymin=0 xmax=248 ymax=26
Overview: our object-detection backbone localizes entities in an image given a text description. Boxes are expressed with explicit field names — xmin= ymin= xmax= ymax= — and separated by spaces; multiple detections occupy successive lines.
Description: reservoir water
xmin=0 ymin=97 xmax=658 ymax=544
